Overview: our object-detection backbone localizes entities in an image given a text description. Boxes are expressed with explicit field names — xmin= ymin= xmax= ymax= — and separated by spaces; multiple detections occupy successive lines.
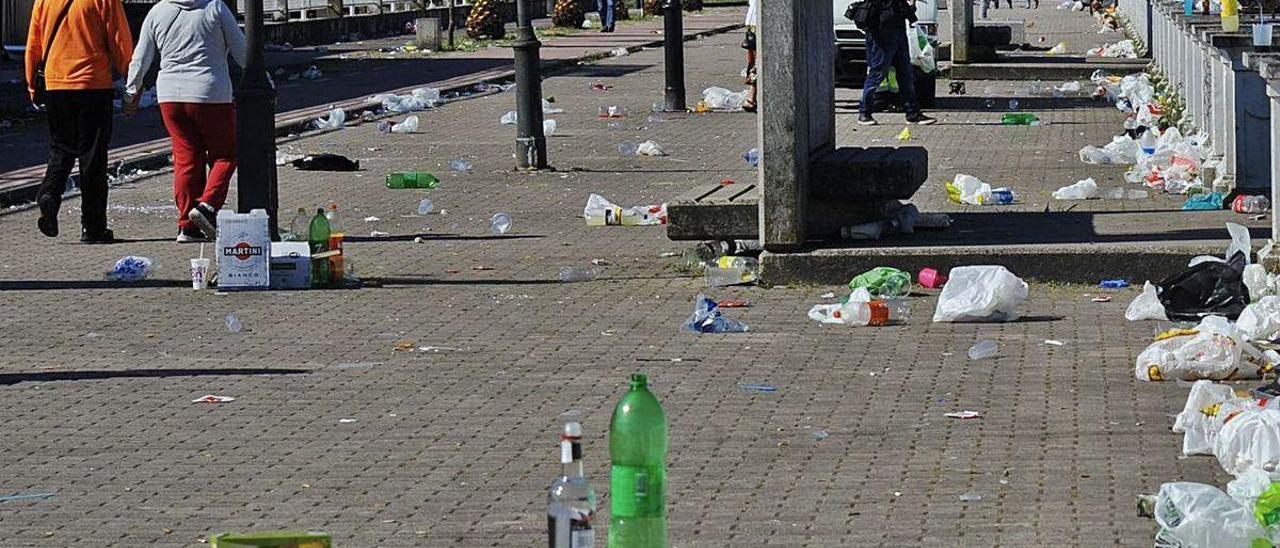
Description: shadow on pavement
xmin=0 ymin=368 xmax=309 ymax=385
xmin=0 ymin=280 xmax=190 ymax=291
xmin=345 ymin=233 xmax=543 ymax=242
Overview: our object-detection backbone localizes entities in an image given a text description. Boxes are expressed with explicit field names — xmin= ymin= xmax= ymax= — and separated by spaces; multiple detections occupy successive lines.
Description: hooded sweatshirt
xmin=125 ymin=0 xmax=247 ymax=103
xmin=25 ymin=0 xmax=134 ymax=94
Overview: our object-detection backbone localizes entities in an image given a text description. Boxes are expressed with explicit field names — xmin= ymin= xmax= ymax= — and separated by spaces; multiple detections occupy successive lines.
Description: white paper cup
xmin=190 ymin=258 xmax=210 ymax=290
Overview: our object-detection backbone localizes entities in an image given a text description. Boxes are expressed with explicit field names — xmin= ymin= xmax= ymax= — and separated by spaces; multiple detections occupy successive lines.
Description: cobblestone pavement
xmin=0 ymin=9 xmax=1237 ymax=548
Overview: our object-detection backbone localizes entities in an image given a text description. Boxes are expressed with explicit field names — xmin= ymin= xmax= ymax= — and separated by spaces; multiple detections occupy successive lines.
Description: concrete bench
xmin=668 ymin=146 xmax=927 ymax=240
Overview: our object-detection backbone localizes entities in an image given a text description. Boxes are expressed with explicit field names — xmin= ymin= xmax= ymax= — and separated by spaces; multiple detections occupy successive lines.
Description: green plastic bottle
xmin=385 ymin=172 xmax=440 ymax=189
xmin=308 ymin=208 xmax=331 ymax=288
xmin=1001 ymin=113 xmax=1040 ymax=126
xmin=609 ymin=374 xmax=667 ymax=548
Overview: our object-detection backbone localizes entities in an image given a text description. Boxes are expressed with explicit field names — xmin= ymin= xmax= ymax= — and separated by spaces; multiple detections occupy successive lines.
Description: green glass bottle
xmin=609 ymin=373 xmax=667 ymax=548
xmin=385 ymin=172 xmax=440 ymax=189
xmin=308 ymin=208 xmax=331 ymax=288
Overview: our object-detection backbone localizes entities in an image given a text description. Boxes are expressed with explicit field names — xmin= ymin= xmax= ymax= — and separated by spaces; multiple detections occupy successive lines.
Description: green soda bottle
xmin=385 ymin=172 xmax=440 ymax=189
xmin=1001 ymin=113 xmax=1040 ymax=126
xmin=609 ymin=373 xmax=667 ymax=548
xmin=308 ymin=208 xmax=331 ymax=288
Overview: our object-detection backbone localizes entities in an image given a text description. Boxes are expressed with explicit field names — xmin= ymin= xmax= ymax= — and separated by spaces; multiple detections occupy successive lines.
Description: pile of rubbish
xmin=802 ymin=265 xmax=1027 ymax=327
xmin=1128 ymin=224 xmax=1280 ymax=546
xmin=1087 ymin=39 xmax=1138 ymax=58
xmin=367 ymin=87 xmax=442 ymax=113
xmin=697 ymin=87 xmax=750 ymax=112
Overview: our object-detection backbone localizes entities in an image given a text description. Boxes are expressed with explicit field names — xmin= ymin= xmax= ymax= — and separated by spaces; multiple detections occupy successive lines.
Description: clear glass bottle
xmin=548 ymin=420 xmax=596 ymax=548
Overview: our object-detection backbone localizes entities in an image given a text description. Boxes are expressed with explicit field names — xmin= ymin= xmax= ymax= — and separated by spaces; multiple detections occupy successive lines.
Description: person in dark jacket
xmin=856 ymin=0 xmax=937 ymax=126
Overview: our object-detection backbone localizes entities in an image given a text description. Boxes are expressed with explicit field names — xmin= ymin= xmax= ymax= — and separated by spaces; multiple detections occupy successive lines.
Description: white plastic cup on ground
xmin=490 ymin=212 xmax=512 ymax=235
xmin=1254 ymin=23 xmax=1273 ymax=47
xmin=190 ymin=258 xmax=210 ymax=290
xmin=968 ymin=339 xmax=999 ymax=360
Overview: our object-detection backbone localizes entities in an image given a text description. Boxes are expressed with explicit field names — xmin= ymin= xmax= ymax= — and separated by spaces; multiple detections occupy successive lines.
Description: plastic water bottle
xmin=609 ymin=374 xmax=667 ymax=548
xmin=287 ymin=207 xmax=310 ymax=241
xmin=548 ymin=420 xmax=596 ymax=548
xmin=989 ymin=189 xmax=1015 ymax=204
xmin=835 ymin=299 xmax=911 ymax=326
xmin=490 ymin=212 xmax=512 ymax=235
xmin=559 ymin=267 xmax=599 ymax=282
xmin=1139 ymin=128 xmax=1158 ymax=155
xmin=743 ymin=148 xmax=760 ymax=168
xmin=386 ymin=172 xmax=439 ymax=189
xmin=1234 ymin=195 xmax=1271 ymax=214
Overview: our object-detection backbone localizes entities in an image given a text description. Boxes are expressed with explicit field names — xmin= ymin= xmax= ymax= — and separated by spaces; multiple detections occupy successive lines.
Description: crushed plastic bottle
xmin=683 ymin=294 xmax=749 ymax=333
xmin=559 ymin=266 xmax=599 ymax=282
xmin=449 ymin=159 xmax=473 ymax=172
xmin=1233 ymin=195 xmax=1271 ymax=214
xmin=968 ymin=339 xmax=999 ymax=360
xmin=106 ymin=256 xmax=154 ymax=282
xmin=704 ymin=256 xmax=759 ymax=287
xmin=743 ymin=148 xmax=760 ymax=168
xmin=490 ymin=212 xmax=512 ymax=235
xmin=391 ymin=115 xmax=419 ymax=134
xmin=225 ymin=314 xmax=242 ymax=333
xmin=417 ymin=198 xmax=434 ymax=215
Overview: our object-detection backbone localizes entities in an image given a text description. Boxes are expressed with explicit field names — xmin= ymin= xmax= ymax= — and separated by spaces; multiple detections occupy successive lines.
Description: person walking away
xmin=741 ymin=0 xmax=758 ymax=112
xmin=597 ymin=0 xmax=615 ymax=32
xmin=124 ymin=0 xmax=246 ymax=242
xmin=854 ymin=0 xmax=936 ymax=126
xmin=25 ymin=0 xmax=133 ymax=243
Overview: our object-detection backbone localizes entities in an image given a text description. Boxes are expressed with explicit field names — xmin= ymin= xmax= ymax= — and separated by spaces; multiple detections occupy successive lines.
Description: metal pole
xmin=662 ymin=0 xmax=685 ymax=111
xmin=236 ymin=0 xmax=281 ymax=239
xmin=447 ymin=1 xmax=455 ymax=49
xmin=512 ymin=0 xmax=547 ymax=169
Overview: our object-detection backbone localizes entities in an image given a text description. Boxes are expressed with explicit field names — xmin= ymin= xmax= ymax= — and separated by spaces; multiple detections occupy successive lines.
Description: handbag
xmin=32 ymin=0 xmax=75 ymax=108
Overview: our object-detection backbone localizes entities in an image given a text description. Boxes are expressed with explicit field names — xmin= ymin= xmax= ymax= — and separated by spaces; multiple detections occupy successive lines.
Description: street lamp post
xmin=236 ymin=0 xmax=281 ymax=238
xmin=512 ymin=0 xmax=547 ymax=169
xmin=662 ymin=0 xmax=686 ymax=111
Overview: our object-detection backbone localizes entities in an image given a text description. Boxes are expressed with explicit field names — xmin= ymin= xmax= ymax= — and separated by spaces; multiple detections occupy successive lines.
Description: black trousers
xmin=38 ymin=89 xmax=114 ymax=233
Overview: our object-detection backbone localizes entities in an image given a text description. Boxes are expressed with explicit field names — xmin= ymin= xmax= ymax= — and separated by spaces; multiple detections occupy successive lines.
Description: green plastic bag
xmin=1256 ymin=483 xmax=1280 ymax=528
xmin=211 ymin=531 xmax=332 ymax=548
xmin=848 ymin=267 xmax=912 ymax=298
xmin=876 ymin=68 xmax=900 ymax=93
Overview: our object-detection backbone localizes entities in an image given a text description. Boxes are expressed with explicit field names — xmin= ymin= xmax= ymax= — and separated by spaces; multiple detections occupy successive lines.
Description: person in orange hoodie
xmin=26 ymin=0 xmax=133 ymax=244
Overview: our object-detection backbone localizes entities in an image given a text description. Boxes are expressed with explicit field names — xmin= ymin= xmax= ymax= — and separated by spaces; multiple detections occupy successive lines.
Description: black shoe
xmin=80 ymin=228 xmax=115 ymax=245
xmin=906 ymin=113 xmax=938 ymax=125
xmin=36 ymin=194 xmax=58 ymax=238
xmin=857 ymin=113 xmax=878 ymax=126
xmin=188 ymin=202 xmax=217 ymax=240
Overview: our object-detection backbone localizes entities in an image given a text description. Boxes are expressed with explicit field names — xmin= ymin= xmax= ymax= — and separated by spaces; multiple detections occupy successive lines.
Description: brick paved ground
xmin=0 ymin=7 xmax=1241 ymax=547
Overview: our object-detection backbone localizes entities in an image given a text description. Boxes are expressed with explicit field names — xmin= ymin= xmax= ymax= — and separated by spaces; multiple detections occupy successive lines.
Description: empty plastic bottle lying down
xmin=583 ymin=194 xmax=667 ymax=226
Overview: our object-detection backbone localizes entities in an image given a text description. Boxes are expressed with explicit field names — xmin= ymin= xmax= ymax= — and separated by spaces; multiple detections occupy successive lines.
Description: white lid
xmin=563 ymin=421 xmax=581 ymax=438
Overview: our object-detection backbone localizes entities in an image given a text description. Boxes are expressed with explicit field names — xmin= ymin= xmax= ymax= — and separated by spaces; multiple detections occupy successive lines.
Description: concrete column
xmin=950 ymin=0 xmax=972 ymax=64
xmin=1268 ymin=82 xmax=1280 ymax=244
xmin=414 ymin=17 xmax=441 ymax=50
xmin=758 ymin=0 xmax=834 ymax=251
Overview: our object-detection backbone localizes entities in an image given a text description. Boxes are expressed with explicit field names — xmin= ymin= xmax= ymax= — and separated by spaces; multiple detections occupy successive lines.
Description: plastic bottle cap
xmin=563 ymin=421 xmax=582 ymax=438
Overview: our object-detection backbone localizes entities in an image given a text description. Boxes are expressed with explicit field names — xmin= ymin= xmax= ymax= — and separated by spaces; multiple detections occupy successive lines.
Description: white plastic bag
xmin=1154 ymin=482 xmax=1270 ymax=548
xmin=946 ymin=174 xmax=993 ymax=205
xmin=701 ymin=87 xmax=749 ymax=111
xmin=390 ymin=115 xmax=419 ymax=134
xmin=932 ymin=266 xmax=1029 ymax=323
xmin=1052 ymin=178 xmax=1100 ymax=200
xmin=313 ymin=107 xmax=345 ymax=130
xmin=906 ymin=23 xmax=936 ymax=73
xmin=1227 ymin=222 xmax=1252 ymax=264
xmin=1174 ymin=380 xmax=1237 ymax=456
xmin=1134 ymin=316 xmax=1268 ymax=381
xmin=1215 ymin=409 xmax=1280 ymax=479
xmin=1125 ymin=281 xmax=1168 ymax=321
xmin=1244 ymin=265 xmax=1272 ymax=302
xmin=1239 ymin=296 xmax=1280 ymax=341
xmin=636 ymin=141 xmax=666 ymax=156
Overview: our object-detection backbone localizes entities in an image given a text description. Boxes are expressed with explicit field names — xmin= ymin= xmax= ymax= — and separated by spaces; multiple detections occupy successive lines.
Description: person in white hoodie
xmin=123 ymin=0 xmax=246 ymax=242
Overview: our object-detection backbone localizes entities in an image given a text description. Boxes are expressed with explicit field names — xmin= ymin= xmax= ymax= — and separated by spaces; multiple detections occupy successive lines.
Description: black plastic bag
xmin=1157 ymin=252 xmax=1250 ymax=321
xmin=293 ymin=153 xmax=360 ymax=172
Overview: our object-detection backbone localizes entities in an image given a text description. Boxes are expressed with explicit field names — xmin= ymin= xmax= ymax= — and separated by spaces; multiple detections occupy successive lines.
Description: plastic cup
xmin=1253 ymin=23 xmax=1273 ymax=47
xmin=190 ymin=258 xmax=210 ymax=290
xmin=918 ymin=267 xmax=947 ymax=289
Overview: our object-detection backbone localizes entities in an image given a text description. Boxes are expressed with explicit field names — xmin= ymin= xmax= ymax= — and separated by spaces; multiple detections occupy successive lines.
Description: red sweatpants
xmin=160 ymin=102 xmax=236 ymax=230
